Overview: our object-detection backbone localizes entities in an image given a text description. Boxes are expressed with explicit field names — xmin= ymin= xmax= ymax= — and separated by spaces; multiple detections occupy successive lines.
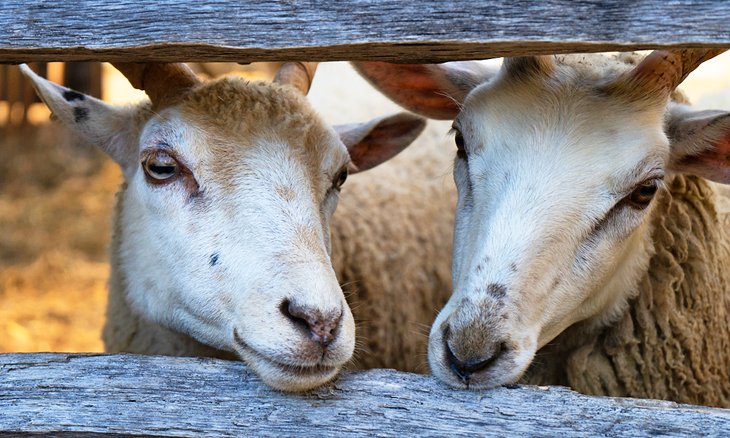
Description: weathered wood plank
xmin=1 ymin=353 xmax=729 ymax=437
xmin=0 ymin=1 xmax=729 ymax=63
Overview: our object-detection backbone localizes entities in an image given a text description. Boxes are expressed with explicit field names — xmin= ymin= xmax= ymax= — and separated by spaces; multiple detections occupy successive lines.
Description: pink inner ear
xmin=354 ymin=62 xmax=461 ymax=120
xmin=679 ymin=136 xmax=730 ymax=184
xmin=348 ymin=125 xmax=413 ymax=173
xmin=717 ymin=136 xmax=730 ymax=156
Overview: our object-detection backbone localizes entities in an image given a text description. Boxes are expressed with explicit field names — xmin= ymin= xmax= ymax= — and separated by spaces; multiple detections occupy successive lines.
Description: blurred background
xmin=1 ymin=53 xmax=729 ymax=353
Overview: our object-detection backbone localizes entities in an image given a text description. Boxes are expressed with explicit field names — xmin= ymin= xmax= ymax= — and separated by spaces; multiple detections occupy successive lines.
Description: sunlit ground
xmin=1 ymin=52 xmax=730 ymax=353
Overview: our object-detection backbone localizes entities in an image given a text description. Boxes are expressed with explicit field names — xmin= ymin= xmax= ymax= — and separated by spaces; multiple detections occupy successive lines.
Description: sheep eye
xmin=628 ymin=179 xmax=659 ymax=209
xmin=454 ymin=131 xmax=467 ymax=159
xmin=143 ymin=151 xmax=179 ymax=182
xmin=333 ymin=167 xmax=348 ymax=190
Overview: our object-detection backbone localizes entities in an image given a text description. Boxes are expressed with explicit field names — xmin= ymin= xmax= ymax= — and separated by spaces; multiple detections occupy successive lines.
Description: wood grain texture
xmin=0 ymin=1 xmax=729 ymax=63
xmin=1 ymin=353 xmax=729 ymax=437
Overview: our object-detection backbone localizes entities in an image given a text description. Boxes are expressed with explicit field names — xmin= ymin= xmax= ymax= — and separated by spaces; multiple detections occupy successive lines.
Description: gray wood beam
xmin=1 ymin=1 xmax=729 ymax=63
xmin=1 ymin=353 xmax=729 ymax=436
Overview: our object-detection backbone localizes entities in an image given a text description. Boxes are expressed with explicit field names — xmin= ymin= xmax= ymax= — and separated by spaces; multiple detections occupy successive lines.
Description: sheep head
xmin=21 ymin=62 xmax=425 ymax=392
xmin=355 ymin=49 xmax=730 ymax=389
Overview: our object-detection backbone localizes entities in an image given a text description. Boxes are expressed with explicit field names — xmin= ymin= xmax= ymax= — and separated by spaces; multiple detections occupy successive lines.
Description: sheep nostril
xmin=280 ymin=299 xmax=341 ymax=347
xmin=280 ymin=299 xmax=310 ymax=332
xmin=445 ymin=333 xmax=506 ymax=383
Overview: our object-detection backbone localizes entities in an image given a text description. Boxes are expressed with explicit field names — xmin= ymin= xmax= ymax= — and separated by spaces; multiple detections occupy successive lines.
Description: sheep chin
xmin=231 ymin=333 xmax=341 ymax=393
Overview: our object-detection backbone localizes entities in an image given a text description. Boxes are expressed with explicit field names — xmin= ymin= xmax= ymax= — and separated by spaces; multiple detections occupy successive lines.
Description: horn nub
xmin=502 ymin=55 xmax=555 ymax=79
xmin=628 ymin=49 xmax=726 ymax=93
xmin=112 ymin=62 xmax=200 ymax=109
xmin=273 ymin=62 xmax=319 ymax=95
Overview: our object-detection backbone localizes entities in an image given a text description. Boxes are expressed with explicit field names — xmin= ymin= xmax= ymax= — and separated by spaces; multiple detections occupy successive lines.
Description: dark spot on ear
xmin=63 ymin=90 xmax=85 ymax=102
xmin=209 ymin=252 xmax=220 ymax=267
xmin=73 ymin=106 xmax=89 ymax=123
xmin=509 ymin=263 xmax=517 ymax=273
xmin=486 ymin=283 xmax=507 ymax=299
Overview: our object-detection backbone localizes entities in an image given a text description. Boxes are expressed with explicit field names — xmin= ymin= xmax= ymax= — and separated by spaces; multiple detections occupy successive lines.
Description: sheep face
xmin=121 ymin=81 xmax=356 ymax=393
xmin=355 ymin=50 xmax=728 ymax=389
xmin=22 ymin=64 xmax=424 ymax=392
xmin=431 ymin=66 xmax=668 ymax=388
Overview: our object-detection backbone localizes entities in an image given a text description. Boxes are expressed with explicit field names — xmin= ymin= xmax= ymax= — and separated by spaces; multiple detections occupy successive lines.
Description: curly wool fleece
xmin=527 ymin=175 xmax=730 ymax=408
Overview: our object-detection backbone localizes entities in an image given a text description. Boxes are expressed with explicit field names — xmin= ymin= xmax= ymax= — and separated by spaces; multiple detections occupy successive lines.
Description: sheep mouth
xmin=232 ymin=329 xmax=338 ymax=379
xmin=429 ymin=331 xmax=536 ymax=390
xmin=437 ymin=355 xmax=526 ymax=390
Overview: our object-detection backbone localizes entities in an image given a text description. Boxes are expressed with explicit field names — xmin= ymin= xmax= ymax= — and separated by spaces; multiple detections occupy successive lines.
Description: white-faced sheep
xmin=21 ymin=61 xmax=432 ymax=392
xmin=356 ymin=49 xmax=730 ymax=407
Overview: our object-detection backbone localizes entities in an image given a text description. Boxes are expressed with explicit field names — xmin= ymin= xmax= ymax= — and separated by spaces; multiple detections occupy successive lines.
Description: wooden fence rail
xmin=3 ymin=2 xmax=730 ymax=436
xmin=1 ymin=353 xmax=729 ymax=437
xmin=1 ymin=1 xmax=730 ymax=63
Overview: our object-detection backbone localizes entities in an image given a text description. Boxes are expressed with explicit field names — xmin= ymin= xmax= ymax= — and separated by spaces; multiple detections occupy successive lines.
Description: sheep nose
xmin=444 ymin=329 xmax=505 ymax=383
xmin=281 ymin=299 xmax=341 ymax=347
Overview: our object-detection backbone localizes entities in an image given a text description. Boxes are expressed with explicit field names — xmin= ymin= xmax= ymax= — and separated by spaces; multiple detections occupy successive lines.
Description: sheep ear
xmin=20 ymin=64 xmax=140 ymax=176
xmin=666 ymin=103 xmax=730 ymax=184
xmin=352 ymin=61 xmax=496 ymax=120
xmin=335 ymin=112 xmax=426 ymax=173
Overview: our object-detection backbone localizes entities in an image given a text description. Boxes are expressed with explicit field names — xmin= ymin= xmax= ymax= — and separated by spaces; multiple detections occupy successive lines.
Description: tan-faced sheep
xmin=22 ymin=63 xmax=455 ymax=389
xmin=355 ymin=49 xmax=730 ymax=407
xmin=21 ymin=62 xmax=431 ymax=392
xmin=104 ymin=62 xmax=458 ymax=374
